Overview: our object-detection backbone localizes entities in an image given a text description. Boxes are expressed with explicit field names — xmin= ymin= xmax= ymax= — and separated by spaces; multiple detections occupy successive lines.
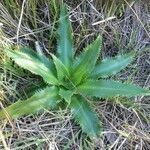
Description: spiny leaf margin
xmin=78 ymin=79 xmax=150 ymax=98
xmin=90 ymin=52 xmax=135 ymax=78
xmin=57 ymin=4 xmax=74 ymax=68
xmin=0 ymin=86 xmax=59 ymax=119
xmin=72 ymin=35 xmax=102 ymax=85
xmin=5 ymin=47 xmax=58 ymax=85
xmin=70 ymin=95 xmax=102 ymax=138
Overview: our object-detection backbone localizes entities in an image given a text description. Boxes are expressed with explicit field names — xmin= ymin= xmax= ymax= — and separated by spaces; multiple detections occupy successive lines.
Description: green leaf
xmin=51 ymin=54 xmax=70 ymax=82
xmin=59 ymin=88 xmax=75 ymax=104
xmin=90 ymin=52 xmax=135 ymax=78
xmin=5 ymin=47 xmax=58 ymax=85
xmin=57 ymin=4 xmax=74 ymax=68
xmin=78 ymin=79 xmax=150 ymax=98
xmin=0 ymin=86 xmax=59 ymax=119
xmin=70 ymin=95 xmax=101 ymax=138
xmin=72 ymin=36 xmax=102 ymax=85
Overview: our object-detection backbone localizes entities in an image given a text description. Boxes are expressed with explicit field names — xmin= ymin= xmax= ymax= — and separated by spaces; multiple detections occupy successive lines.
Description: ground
xmin=0 ymin=0 xmax=150 ymax=149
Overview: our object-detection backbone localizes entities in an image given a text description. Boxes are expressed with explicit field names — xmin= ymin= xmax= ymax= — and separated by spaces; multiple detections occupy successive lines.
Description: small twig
xmin=92 ymin=16 xmax=116 ymax=26
xmin=0 ymin=128 xmax=10 ymax=150
xmin=16 ymin=0 xmax=26 ymax=45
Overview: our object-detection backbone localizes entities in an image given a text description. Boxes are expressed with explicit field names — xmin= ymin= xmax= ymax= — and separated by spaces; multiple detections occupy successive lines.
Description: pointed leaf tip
xmin=78 ymin=79 xmax=150 ymax=98
xmin=72 ymin=35 xmax=102 ymax=85
xmin=57 ymin=4 xmax=74 ymax=68
xmin=59 ymin=88 xmax=75 ymax=104
xmin=70 ymin=95 xmax=102 ymax=138
xmin=0 ymin=86 xmax=59 ymax=119
xmin=51 ymin=54 xmax=70 ymax=82
xmin=5 ymin=48 xmax=58 ymax=85
xmin=91 ymin=52 xmax=135 ymax=78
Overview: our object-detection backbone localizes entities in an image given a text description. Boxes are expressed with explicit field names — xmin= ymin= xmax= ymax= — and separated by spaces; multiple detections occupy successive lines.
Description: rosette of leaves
xmin=0 ymin=4 xmax=149 ymax=138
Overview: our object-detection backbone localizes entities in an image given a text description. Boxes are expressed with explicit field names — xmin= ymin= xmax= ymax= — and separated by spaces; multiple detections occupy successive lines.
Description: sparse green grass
xmin=0 ymin=0 xmax=150 ymax=149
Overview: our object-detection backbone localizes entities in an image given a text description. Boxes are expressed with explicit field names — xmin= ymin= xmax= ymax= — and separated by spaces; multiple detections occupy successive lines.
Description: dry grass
xmin=0 ymin=0 xmax=150 ymax=149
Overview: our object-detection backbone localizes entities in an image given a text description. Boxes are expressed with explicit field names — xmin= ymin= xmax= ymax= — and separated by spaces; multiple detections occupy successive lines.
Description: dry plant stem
xmin=0 ymin=103 xmax=14 ymax=128
xmin=0 ymin=128 xmax=10 ymax=150
xmin=123 ymin=0 xmax=150 ymax=39
xmin=16 ymin=0 xmax=26 ymax=44
xmin=92 ymin=16 xmax=116 ymax=26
